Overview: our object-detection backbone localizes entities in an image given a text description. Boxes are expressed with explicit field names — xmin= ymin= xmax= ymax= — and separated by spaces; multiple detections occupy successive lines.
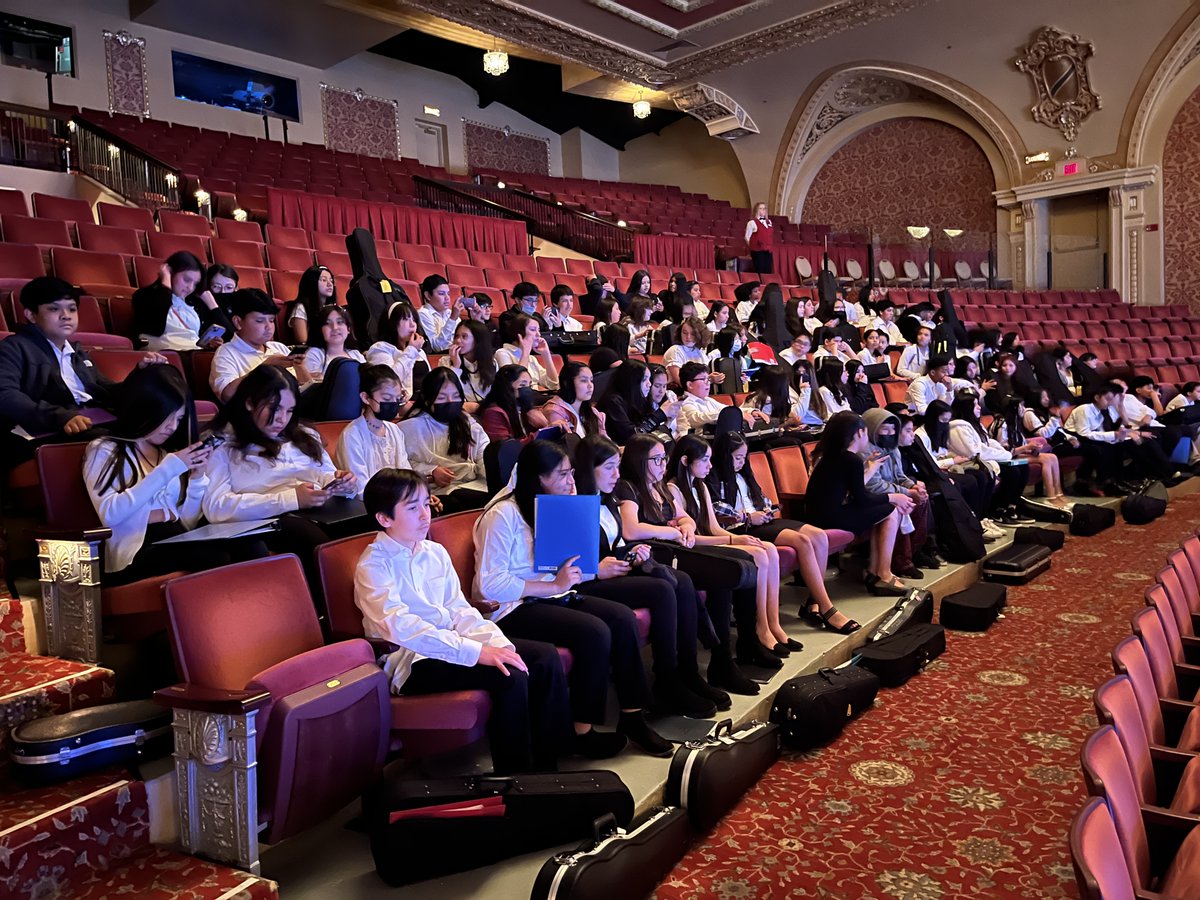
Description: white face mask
xmin=682 ymin=339 xmax=695 ymax=349
xmin=731 ymin=339 xmax=743 ymax=353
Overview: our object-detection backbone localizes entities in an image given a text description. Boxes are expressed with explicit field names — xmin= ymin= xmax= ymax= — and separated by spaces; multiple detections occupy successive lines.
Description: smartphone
xmin=323 ymin=474 xmax=346 ymax=490
xmin=199 ymin=432 xmax=226 ymax=451
xmin=197 ymin=324 xmax=225 ymax=346
xmin=289 ymin=345 xmax=308 ymax=357
xmin=462 ymin=294 xmax=477 ymax=308
xmin=613 ymin=545 xmax=631 ymax=561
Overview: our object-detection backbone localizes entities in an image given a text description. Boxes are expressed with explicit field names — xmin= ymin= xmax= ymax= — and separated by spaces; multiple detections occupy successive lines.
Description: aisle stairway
xmin=0 ymin=588 xmax=278 ymax=899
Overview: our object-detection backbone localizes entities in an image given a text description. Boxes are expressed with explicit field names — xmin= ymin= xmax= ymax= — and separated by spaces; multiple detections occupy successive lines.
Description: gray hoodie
xmin=862 ymin=408 xmax=915 ymax=495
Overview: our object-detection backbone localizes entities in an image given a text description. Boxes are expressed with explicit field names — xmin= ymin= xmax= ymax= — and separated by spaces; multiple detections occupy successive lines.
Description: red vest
xmin=748 ymin=217 xmax=774 ymax=251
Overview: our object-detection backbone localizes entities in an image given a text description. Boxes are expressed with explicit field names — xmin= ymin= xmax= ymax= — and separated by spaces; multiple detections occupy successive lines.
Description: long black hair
xmin=511 ymin=439 xmax=569 ymax=528
xmin=708 ymin=430 xmax=766 ymax=512
xmin=813 ymin=410 xmax=865 ymax=467
xmin=573 ymin=434 xmax=620 ymax=497
xmin=624 ymin=269 xmax=652 ymax=299
xmin=213 ymin=365 xmax=324 ymax=463
xmin=408 ymin=366 xmax=475 ymax=458
xmin=381 ymin=299 xmax=425 ymax=348
xmin=814 ymin=358 xmax=848 ymax=417
xmin=950 ymin=389 xmax=988 ymax=439
xmin=599 ymin=322 xmax=630 ymax=358
xmin=93 ymin=364 xmax=195 ymax=499
xmin=455 ymin=319 xmax=497 ymax=391
xmin=668 ymin=434 xmax=717 ymax=535
xmin=750 ymin=364 xmax=792 ymax=420
xmin=557 ymin=360 xmax=601 ymax=437
xmin=305 ymin=304 xmax=358 ymax=351
xmin=618 ymin=433 xmax=673 ymax=522
xmin=922 ymin=399 xmax=953 ymax=451
xmin=478 ymin=364 xmax=531 ymax=439
xmin=287 ymin=265 xmax=336 ymax=329
xmin=606 ymin=360 xmax=651 ymax=418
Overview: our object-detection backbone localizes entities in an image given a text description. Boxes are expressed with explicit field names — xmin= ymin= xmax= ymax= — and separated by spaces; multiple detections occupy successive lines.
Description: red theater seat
xmin=159 ymin=210 xmax=212 ymax=238
xmin=214 ymin=218 xmax=264 ymax=243
xmin=0 ymin=188 xmax=29 ymax=217
xmin=31 ymin=193 xmax=94 ymax=230
xmin=266 ymin=245 xmax=316 ymax=272
xmin=265 ymin=224 xmax=311 ymax=248
xmin=97 ymin=203 xmax=155 ymax=235
xmin=51 ymin=248 xmax=133 ymax=300
xmin=211 ymin=238 xmax=266 ymax=269
xmin=147 ymin=232 xmax=209 ymax=262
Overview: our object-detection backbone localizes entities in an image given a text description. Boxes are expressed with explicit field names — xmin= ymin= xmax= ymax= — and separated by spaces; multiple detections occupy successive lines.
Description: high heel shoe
xmin=819 ymin=607 xmax=861 ymax=635
xmin=864 ymin=572 xmax=907 ymax=597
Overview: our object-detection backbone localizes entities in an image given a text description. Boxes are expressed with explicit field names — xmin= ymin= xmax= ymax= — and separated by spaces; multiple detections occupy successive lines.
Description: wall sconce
xmin=107 ymin=143 xmax=120 ymax=156
xmin=906 ymin=226 xmax=931 ymax=240
xmin=194 ymin=189 xmax=210 ymax=206
xmin=497 ymin=181 xmax=506 ymax=189
xmin=423 ymin=105 xmax=441 ymax=117
xmin=165 ymin=173 xmax=178 ymax=187
xmin=1024 ymin=151 xmax=1051 ymax=165
xmin=617 ymin=219 xmax=628 ymax=227
xmin=232 ymin=208 xmax=248 ymax=222
xmin=943 ymin=228 xmax=964 ymax=238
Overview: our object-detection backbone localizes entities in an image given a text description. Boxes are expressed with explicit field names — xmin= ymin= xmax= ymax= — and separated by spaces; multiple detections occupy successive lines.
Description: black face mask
xmin=430 ymin=401 xmax=463 ymax=423
xmin=516 ymin=386 xmax=538 ymax=410
xmin=875 ymin=433 xmax=898 ymax=451
xmin=375 ymin=400 xmax=401 ymax=422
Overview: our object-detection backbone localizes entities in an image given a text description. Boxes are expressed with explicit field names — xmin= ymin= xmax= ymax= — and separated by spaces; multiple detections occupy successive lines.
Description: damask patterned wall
xmin=1163 ymin=87 xmax=1200 ymax=308
xmin=463 ymin=121 xmax=550 ymax=176
xmin=802 ymin=118 xmax=995 ymax=235
xmin=321 ymin=85 xmax=400 ymax=160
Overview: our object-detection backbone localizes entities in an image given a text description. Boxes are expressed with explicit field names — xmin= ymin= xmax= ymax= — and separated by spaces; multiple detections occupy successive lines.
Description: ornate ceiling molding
xmin=586 ymin=0 xmax=775 ymax=40
xmin=392 ymin=0 xmax=937 ymax=87
xmin=670 ymin=82 xmax=759 ymax=140
xmin=1125 ymin=10 xmax=1200 ymax=166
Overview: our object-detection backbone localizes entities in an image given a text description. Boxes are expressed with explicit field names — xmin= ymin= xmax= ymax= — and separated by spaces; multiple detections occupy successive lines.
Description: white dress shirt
xmin=366 ymin=341 xmax=429 ymax=398
xmin=335 ymin=415 xmax=411 ymax=498
xmin=472 ymin=496 xmax=554 ymax=619
xmin=1117 ymin=394 xmax=1162 ymax=428
xmin=202 ymin=429 xmax=348 ymax=522
xmin=396 ymin=413 xmax=489 ymax=495
xmin=907 ymin=376 xmax=949 ymax=414
xmin=302 ymin=347 xmax=365 ymax=381
xmin=451 ymin=361 xmax=489 ymax=403
xmin=947 ymin=420 xmax=1012 ymax=475
xmin=210 ymin=334 xmax=291 ymax=397
xmin=817 ymin=386 xmax=851 ymax=419
xmin=52 ymin=341 xmax=92 ymax=404
xmin=1166 ymin=393 xmax=1195 ymax=414
xmin=493 ymin=344 xmax=558 ymax=390
xmin=778 ymin=347 xmax=802 ymax=367
xmin=812 ymin=346 xmax=852 ymax=364
xmin=1022 ymin=410 xmax=1063 ymax=441
xmin=418 ymin=305 xmax=458 ymax=353
xmin=1065 ymin=403 xmax=1123 ymax=443
xmin=355 ymin=532 xmax=513 ymax=692
xmin=735 ymin=300 xmax=757 ymax=324
xmin=83 ymin=440 xmax=207 ymax=572
xmin=859 ymin=348 xmax=893 ymax=375
xmin=662 ymin=344 xmax=713 ymax=372
xmin=677 ymin=393 xmax=727 ymax=433
xmin=867 ymin=317 xmax=906 ymax=346
xmin=916 ymin=428 xmax=957 ymax=469
xmin=896 ymin=344 xmax=930 ymax=381
xmin=142 ymin=294 xmax=201 ymax=352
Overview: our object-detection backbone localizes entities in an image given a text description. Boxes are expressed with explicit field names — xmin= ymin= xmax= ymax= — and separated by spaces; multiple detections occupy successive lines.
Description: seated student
xmin=907 ymin=353 xmax=953 ymax=415
xmin=284 ymin=265 xmax=337 ymax=345
xmin=446 ymin=319 xmax=496 ymax=409
xmin=741 ymin=365 xmax=800 ymax=427
xmin=663 ymin=317 xmax=721 ymax=387
xmin=796 ymin=296 xmax=824 ymax=338
xmin=913 ymin=400 xmax=1003 ymax=538
xmin=83 ymin=364 xmax=226 ymax=585
xmin=669 ymin=435 xmax=799 ymax=660
xmin=623 ymin=269 xmax=654 ymax=311
xmin=957 ymin=329 xmax=989 ymax=365
xmin=996 ymin=332 xmax=1042 ymax=397
xmin=203 ymin=365 xmax=358 ymax=590
xmin=465 ymin=291 xmax=495 ymax=334
xmin=597 ymin=361 xmax=664 ymax=445
xmin=899 ymin=302 xmax=938 ymax=343
xmin=1113 ymin=377 xmax=1187 ymax=479
xmin=863 ymin=408 xmax=930 ymax=580
xmin=498 ymin=282 xmax=548 ymax=337
xmin=1073 ymin=351 xmax=1105 ymax=401
xmin=494 ymin=312 xmax=559 ymax=391
xmin=202 ymin=264 xmax=240 ymax=325
xmin=366 ymin=300 xmax=429 ymax=402
xmin=1032 ymin=347 xmax=1078 ymax=404
xmin=894 ymin=413 xmax=946 ymax=568
xmin=592 ymin=298 xmax=622 ymax=338
xmin=712 ymin=325 xmax=754 ymax=389
xmin=705 ymin=301 xmax=732 ymax=334
xmin=779 ymin=332 xmax=812 ymax=368
xmin=950 ymin=355 xmax=996 ymax=397
xmin=805 ymin=412 xmax=907 ymax=594
xmin=947 ymin=390 xmax=1034 ymax=524
xmin=0 ymin=277 xmax=162 ymax=465
xmin=474 ymin=440 xmax=670 ymax=757
xmin=648 ymin=363 xmax=685 ymax=438
xmin=399 ymin=367 xmax=491 ymax=512
xmin=133 ymin=252 xmax=232 ymax=351
xmin=540 ymin=361 xmax=606 ymax=438
xmin=335 ymin=364 xmax=412 ymax=497
xmin=788 ymin=356 xmax=825 ymax=426
xmin=858 ymin=328 xmax=892 ymax=374
xmin=733 ymin=281 xmax=762 ymax=326
xmin=1166 ymin=380 xmax=1200 ymax=414
xmin=477 ymin=364 xmax=546 ymax=444
xmin=302 ymin=305 xmax=365 ymax=381
xmin=211 ymin=289 xmax=310 ymax=404
xmin=677 ymin=362 xmax=766 ymax=434
xmin=988 ymin=394 xmax=1069 ymax=507
xmin=895 ymin=325 xmax=932 ymax=381
xmin=543 ymin=285 xmax=583 ymax=332
xmin=865 ymin=299 xmax=906 ymax=346
xmin=813 ymin=358 xmax=852 ymax=421
xmin=811 ymin=327 xmax=852 ymax=364
xmin=356 ymin=467 xmax=572 ymax=773
xmin=707 ymin=431 xmax=860 ymax=633
xmin=626 ymin=297 xmax=657 ymax=355
xmin=416 ymin=275 xmax=462 ymax=353
xmin=590 ymin=323 xmax=630 ymax=372
xmin=844 ymin=360 xmax=877 ymax=415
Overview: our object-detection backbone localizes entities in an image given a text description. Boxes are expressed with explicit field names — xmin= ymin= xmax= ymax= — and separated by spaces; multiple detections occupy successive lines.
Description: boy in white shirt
xmin=858 ymin=328 xmax=892 ymax=374
xmin=210 ymin=289 xmax=309 ymax=403
xmin=543 ymin=285 xmax=583 ymax=332
xmin=416 ymin=276 xmax=462 ymax=353
xmin=336 ymin=365 xmax=416 ymax=500
xmin=1165 ymin=381 xmax=1200 ymax=414
xmin=867 ymin=301 xmax=906 ymax=347
xmin=895 ymin=326 xmax=933 ymax=381
xmin=907 ymin=354 xmax=953 ymax=414
xmin=676 ymin=362 xmax=766 ymax=433
xmin=355 ymin=468 xmax=572 ymax=773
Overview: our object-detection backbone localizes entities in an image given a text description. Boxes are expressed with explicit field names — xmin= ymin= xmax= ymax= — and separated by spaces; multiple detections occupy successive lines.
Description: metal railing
xmin=420 ymin=178 xmax=635 ymax=262
xmin=67 ymin=115 xmax=182 ymax=211
xmin=413 ymin=176 xmax=537 ymax=253
xmin=0 ymin=104 xmax=70 ymax=171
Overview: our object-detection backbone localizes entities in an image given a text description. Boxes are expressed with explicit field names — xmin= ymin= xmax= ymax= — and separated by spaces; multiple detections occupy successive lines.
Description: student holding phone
xmin=133 ymin=252 xmax=234 ymax=352
xmin=210 ymin=289 xmax=312 ymax=404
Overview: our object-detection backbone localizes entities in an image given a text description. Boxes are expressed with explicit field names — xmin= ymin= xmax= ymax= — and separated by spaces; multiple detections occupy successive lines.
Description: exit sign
xmin=1062 ymin=161 xmax=1080 ymax=176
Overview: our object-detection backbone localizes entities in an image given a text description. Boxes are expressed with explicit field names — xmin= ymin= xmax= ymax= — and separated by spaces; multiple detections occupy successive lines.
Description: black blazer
xmin=0 ymin=327 xmax=116 ymax=433
xmin=131 ymin=284 xmax=233 ymax=345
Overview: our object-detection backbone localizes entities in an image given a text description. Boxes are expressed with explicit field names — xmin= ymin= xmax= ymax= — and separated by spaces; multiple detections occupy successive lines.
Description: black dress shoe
xmin=896 ymin=565 xmax=924 ymax=580
xmin=737 ymin=637 xmax=784 ymax=669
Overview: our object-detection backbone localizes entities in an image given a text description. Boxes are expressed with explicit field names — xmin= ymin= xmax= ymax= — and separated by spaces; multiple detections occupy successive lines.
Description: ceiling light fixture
xmin=483 ymin=42 xmax=509 ymax=77
xmin=632 ymin=94 xmax=651 ymax=119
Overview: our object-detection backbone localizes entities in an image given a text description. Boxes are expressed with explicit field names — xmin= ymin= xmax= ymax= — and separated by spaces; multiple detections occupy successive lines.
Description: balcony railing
xmin=0 ymin=104 xmax=70 ymax=171
xmin=413 ymin=176 xmax=536 ymax=253
xmin=68 ymin=115 xmax=182 ymax=211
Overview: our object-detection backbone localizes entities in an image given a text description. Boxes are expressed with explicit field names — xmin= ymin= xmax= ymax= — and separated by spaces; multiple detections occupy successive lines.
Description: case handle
xmin=712 ymin=718 xmax=734 ymax=739
xmin=592 ymin=813 xmax=618 ymax=841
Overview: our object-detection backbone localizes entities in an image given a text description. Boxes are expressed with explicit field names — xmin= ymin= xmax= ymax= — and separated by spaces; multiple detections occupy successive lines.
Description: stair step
xmin=0 ymin=654 xmax=115 ymax=762
xmin=69 ymin=846 xmax=278 ymax=899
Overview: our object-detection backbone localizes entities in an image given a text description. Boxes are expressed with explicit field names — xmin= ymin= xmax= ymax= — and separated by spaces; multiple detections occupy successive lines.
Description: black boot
xmin=680 ymin=664 xmax=731 ymax=711
xmin=617 ymin=710 xmax=673 ymax=757
xmin=706 ymin=645 xmax=759 ymax=695
xmin=653 ymin=669 xmax=717 ymax=719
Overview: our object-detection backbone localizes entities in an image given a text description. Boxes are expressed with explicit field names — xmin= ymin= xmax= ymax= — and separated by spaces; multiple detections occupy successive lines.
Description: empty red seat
xmin=232 ymin=267 xmax=270 ymax=294
xmin=51 ymin=248 xmax=132 ymax=299
xmin=96 ymin=202 xmax=156 ymax=234
xmin=535 ymin=256 xmax=566 ymax=273
xmin=504 ymin=254 xmax=534 ymax=270
xmin=470 ymin=251 xmax=504 ymax=269
xmin=158 ymin=209 xmax=212 ymax=238
xmin=593 ymin=261 xmax=620 ymax=280
xmin=1 ymin=214 xmax=72 ymax=251
xmin=555 ymin=274 xmax=588 ymax=294
xmin=518 ymin=270 xmax=556 ymax=294
xmin=214 ymin=218 xmax=264 ymax=243
xmin=565 ymin=258 xmax=594 ymax=276
xmin=315 ymin=251 xmax=354 ymax=278
xmin=266 ymin=245 xmax=316 ymax=272
xmin=405 ymin=260 xmax=448 ymax=283
xmin=31 ymin=193 xmax=94 ymax=230
xmin=265 ymin=224 xmax=311 ymax=248
xmin=312 ymin=232 xmax=349 ymax=253
xmin=0 ymin=188 xmax=29 ymax=217
xmin=0 ymin=243 xmax=48 ymax=294
xmin=211 ymin=238 xmax=266 ymax=269
xmin=446 ymin=264 xmax=486 ymax=288
xmin=393 ymin=242 xmax=434 ymax=262
xmin=147 ymin=232 xmax=209 ymax=262
xmin=433 ymin=247 xmax=471 ymax=266
xmin=77 ymin=223 xmax=142 ymax=261
xmin=269 ymin=270 xmax=303 ymax=302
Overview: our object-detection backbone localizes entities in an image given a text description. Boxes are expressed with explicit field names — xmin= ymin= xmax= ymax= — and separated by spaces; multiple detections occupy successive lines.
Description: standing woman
xmin=541 ymin=361 xmax=606 ymax=438
xmin=399 ymin=367 xmax=491 ymax=513
xmin=707 ymin=431 xmax=859 ymax=633
xmin=805 ymin=411 xmax=908 ymax=596
xmin=745 ymin=202 xmax=775 ymax=276
xmin=446 ymin=319 xmax=497 ymax=410
xmin=285 ymin=265 xmax=337 ymax=345
xmin=366 ymin=300 xmax=429 ymax=402
xmin=473 ymin=440 xmax=673 ymax=756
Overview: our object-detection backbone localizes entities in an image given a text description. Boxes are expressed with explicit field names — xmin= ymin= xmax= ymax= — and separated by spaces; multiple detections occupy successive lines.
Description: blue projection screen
xmin=171 ymin=50 xmax=300 ymax=121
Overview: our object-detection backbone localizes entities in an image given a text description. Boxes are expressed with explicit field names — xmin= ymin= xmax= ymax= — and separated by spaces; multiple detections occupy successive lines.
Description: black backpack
xmin=930 ymin=482 xmax=986 ymax=562
xmin=1121 ymin=481 xmax=1169 ymax=525
xmin=1069 ymin=502 xmax=1116 ymax=536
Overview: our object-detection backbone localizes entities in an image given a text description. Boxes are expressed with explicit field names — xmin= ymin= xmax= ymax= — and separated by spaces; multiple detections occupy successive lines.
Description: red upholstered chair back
xmin=1146 ymin=584 xmax=1186 ymax=665
xmin=266 ymin=225 xmax=310 ymax=248
xmin=1070 ymin=797 xmax=1137 ymax=900
xmin=1093 ymin=676 xmax=1156 ymax=806
xmin=32 ymin=192 xmax=94 ymax=227
xmin=1182 ymin=536 xmax=1200 ymax=600
xmin=159 ymin=210 xmax=212 ymax=237
xmin=147 ymin=232 xmax=208 ymax=262
xmin=1131 ymin=605 xmax=1180 ymax=702
xmin=214 ymin=218 xmax=263 ymax=243
xmin=748 ymin=452 xmax=779 ymax=507
xmin=1080 ymin=724 xmax=1150 ymax=891
xmin=1111 ymin=635 xmax=1166 ymax=747
xmin=1 ymin=214 xmax=71 ymax=248
xmin=0 ymin=187 xmax=29 ymax=217
xmin=767 ymin=445 xmax=809 ymax=498
xmin=36 ymin=443 xmax=98 ymax=530
xmin=97 ymin=203 xmax=155 ymax=233
xmin=164 ymin=555 xmax=324 ymax=690
xmin=428 ymin=509 xmax=482 ymax=601
xmin=1155 ymin=568 xmax=1193 ymax=638
xmin=1169 ymin=548 xmax=1199 ymax=613
xmin=312 ymin=420 xmax=351 ymax=451
xmin=316 ymin=532 xmax=375 ymax=640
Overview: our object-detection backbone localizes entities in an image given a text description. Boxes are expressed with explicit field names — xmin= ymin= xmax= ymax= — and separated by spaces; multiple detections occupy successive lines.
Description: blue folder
xmin=534 ymin=494 xmax=600 ymax=575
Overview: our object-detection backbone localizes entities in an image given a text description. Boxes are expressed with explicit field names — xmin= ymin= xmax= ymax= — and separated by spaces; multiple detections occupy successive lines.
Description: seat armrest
xmin=154 ymin=683 xmax=271 ymax=715
xmin=366 ymin=637 xmax=401 ymax=661
xmin=34 ymin=525 xmax=114 ymax=543
xmin=1142 ymin=803 xmax=1200 ymax=829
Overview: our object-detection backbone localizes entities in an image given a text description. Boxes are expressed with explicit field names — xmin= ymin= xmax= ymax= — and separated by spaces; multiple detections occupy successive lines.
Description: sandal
xmin=799 ymin=602 xmax=825 ymax=627
xmin=821 ymin=607 xmax=861 ymax=635
xmin=864 ymin=572 xmax=907 ymax=596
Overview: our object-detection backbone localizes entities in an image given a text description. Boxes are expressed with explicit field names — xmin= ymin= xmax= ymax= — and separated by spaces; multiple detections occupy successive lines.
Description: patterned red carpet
xmin=656 ymin=494 xmax=1200 ymax=900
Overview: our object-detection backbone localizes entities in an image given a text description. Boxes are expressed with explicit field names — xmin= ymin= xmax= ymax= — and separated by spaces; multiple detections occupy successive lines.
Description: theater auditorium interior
xmin=4 ymin=0 xmax=1200 ymax=897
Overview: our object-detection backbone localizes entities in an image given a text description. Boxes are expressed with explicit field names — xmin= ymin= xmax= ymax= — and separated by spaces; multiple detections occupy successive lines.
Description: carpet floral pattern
xmin=656 ymin=495 xmax=1200 ymax=899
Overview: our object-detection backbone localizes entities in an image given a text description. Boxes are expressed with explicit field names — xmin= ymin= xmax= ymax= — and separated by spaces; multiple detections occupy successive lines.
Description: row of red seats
xmin=1069 ymin=536 xmax=1200 ymax=897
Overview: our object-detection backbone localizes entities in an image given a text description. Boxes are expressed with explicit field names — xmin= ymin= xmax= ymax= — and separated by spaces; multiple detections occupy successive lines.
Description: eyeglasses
xmin=648 ymin=454 xmax=668 ymax=464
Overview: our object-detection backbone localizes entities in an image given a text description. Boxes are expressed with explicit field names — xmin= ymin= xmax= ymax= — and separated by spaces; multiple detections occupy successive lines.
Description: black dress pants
xmin=401 ymin=637 xmax=572 ymax=773
xmin=577 ymin=572 xmax=694 ymax=674
xmin=106 ymin=520 xmax=233 ymax=587
xmin=750 ymin=250 xmax=773 ymax=276
xmin=498 ymin=596 xmax=650 ymax=723
xmin=991 ymin=463 xmax=1029 ymax=513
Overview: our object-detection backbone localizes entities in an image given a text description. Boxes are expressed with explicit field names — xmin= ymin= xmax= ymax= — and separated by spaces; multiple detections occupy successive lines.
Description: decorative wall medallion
xmin=102 ymin=30 xmax=149 ymax=118
xmin=670 ymin=83 xmax=759 ymax=140
xmin=462 ymin=120 xmax=550 ymax=175
xmin=320 ymin=84 xmax=402 ymax=160
xmin=1015 ymin=27 xmax=1101 ymax=142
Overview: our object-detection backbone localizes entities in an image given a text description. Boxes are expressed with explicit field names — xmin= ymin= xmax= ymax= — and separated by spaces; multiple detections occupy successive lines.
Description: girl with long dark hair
xmin=989 ymin=393 xmax=1068 ymax=506
xmin=741 ymin=364 xmax=799 ymax=426
xmin=478 ymin=364 xmax=545 ymax=444
xmin=626 ymin=297 xmax=657 ymax=354
xmin=399 ymin=367 xmax=490 ymax=513
xmin=285 ymin=265 xmax=336 ymax=345
xmin=366 ymin=299 xmax=429 ymax=401
xmin=947 ymin=390 xmax=1033 ymax=525
xmin=447 ymin=319 xmax=497 ymax=409
xmin=624 ymin=269 xmax=653 ymax=304
xmin=541 ymin=361 xmax=606 ymax=438
xmin=133 ymin=251 xmax=232 ymax=351
xmin=814 ymin=358 xmax=852 ymax=420
xmin=302 ymin=305 xmax=364 ymax=380
xmin=473 ymin=440 xmax=673 ymax=757
xmin=494 ymin=312 xmax=559 ymax=390
xmin=598 ymin=361 xmax=667 ymax=445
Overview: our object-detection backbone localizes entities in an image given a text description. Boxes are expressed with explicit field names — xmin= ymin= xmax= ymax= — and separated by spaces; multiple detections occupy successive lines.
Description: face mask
xmin=875 ymin=433 xmax=897 ymax=451
xmin=682 ymin=338 xmax=695 ymax=349
xmin=375 ymin=400 xmax=401 ymax=422
xmin=430 ymin=401 xmax=463 ymax=423
xmin=731 ymin=338 xmax=743 ymax=353
xmin=516 ymin=386 xmax=538 ymax=410
xmin=521 ymin=301 xmax=538 ymax=315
